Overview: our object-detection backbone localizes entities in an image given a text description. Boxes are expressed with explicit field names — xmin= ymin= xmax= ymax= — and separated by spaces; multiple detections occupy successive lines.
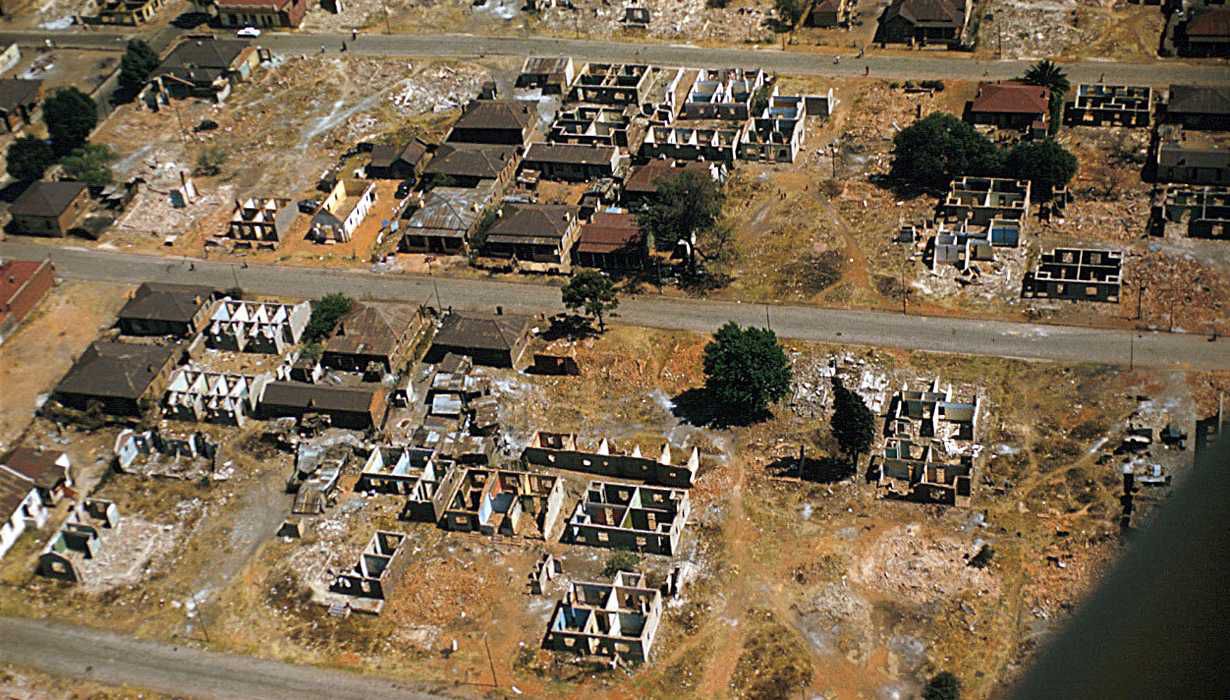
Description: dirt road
xmin=0 ymin=616 xmax=444 ymax=699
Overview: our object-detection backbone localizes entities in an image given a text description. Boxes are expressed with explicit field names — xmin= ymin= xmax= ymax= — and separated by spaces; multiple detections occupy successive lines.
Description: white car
xmin=236 ymin=27 xmax=262 ymax=38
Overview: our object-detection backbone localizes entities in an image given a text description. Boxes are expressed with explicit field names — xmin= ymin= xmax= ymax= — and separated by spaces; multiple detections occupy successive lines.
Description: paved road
xmin=0 ymin=616 xmax=443 ymax=700
xmin=4 ymin=241 xmax=1226 ymax=370
xmin=2 ymin=29 xmax=1228 ymax=86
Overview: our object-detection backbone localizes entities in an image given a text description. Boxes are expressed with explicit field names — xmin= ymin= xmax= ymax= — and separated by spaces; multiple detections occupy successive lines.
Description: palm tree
xmin=1023 ymin=59 xmax=1071 ymax=98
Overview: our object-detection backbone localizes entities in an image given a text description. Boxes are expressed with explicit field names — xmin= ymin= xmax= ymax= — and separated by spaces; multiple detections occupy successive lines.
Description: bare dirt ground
xmin=0 ymin=663 xmax=164 ymax=699
xmin=0 ymin=322 xmax=1200 ymax=698
xmin=0 ymin=279 xmax=132 ymax=449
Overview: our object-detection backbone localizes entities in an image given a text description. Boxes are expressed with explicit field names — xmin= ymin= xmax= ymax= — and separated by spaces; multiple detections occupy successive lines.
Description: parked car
xmin=395 ymin=181 xmax=412 ymax=199
xmin=298 ymin=199 xmax=321 ymax=214
xmin=193 ymin=119 xmax=219 ymax=133
xmin=236 ymin=27 xmax=262 ymax=38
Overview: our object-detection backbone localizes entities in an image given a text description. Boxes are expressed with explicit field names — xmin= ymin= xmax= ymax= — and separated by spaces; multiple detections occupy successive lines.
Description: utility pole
xmin=231 ymin=264 xmax=240 ymax=290
xmin=1136 ymin=282 xmax=1145 ymax=321
xmin=433 ymin=278 xmax=443 ymax=311
xmin=382 ymin=0 xmax=392 ymax=34
xmin=1129 ymin=333 xmax=1135 ymax=371
xmin=764 ymin=303 xmax=771 ymax=330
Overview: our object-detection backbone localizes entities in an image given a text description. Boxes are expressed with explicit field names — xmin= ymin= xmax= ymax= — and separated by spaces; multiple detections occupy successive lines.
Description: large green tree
xmin=61 ymin=143 xmax=116 ymax=187
xmin=6 ymin=137 xmax=56 ymax=181
xmin=923 ymin=671 xmax=962 ymax=700
xmin=304 ymin=293 xmax=354 ymax=342
xmin=702 ymin=322 xmax=792 ymax=420
xmin=638 ymin=170 xmax=724 ymax=270
xmin=118 ymin=39 xmax=160 ymax=95
xmin=43 ymin=87 xmax=98 ymax=155
xmin=1004 ymin=139 xmax=1078 ymax=197
xmin=561 ymin=269 xmax=619 ymax=331
xmin=890 ymin=113 xmax=1001 ymax=190
xmin=830 ymin=377 xmax=876 ymax=465
xmin=774 ymin=0 xmax=804 ymax=26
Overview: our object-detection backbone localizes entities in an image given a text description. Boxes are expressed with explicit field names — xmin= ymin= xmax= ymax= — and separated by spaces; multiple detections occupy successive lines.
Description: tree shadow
xmin=0 ymin=180 xmax=31 ymax=204
xmin=539 ymin=313 xmax=596 ymax=342
xmin=766 ymin=454 xmax=856 ymax=483
xmin=679 ymin=269 xmax=734 ymax=296
xmin=671 ymin=386 xmax=771 ymax=428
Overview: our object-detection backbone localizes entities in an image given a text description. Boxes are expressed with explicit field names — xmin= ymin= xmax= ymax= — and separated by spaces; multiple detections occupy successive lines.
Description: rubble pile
xmin=389 ymin=64 xmax=490 ymax=116
xmin=987 ymin=0 xmax=1084 ymax=59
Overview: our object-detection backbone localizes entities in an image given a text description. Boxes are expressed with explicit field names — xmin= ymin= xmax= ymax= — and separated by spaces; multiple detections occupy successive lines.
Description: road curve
xmin=3 ymin=241 xmax=1226 ymax=370
xmin=0 ymin=29 xmax=1228 ymax=86
xmin=0 ymin=616 xmax=443 ymax=700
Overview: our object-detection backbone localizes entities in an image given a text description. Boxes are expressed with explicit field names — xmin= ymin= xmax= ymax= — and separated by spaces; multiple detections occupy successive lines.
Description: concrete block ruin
xmin=544 ymin=570 xmax=663 ymax=664
xmin=738 ymin=94 xmax=807 ymax=164
xmin=529 ymin=552 xmax=563 ymax=594
xmin=873 ymin=378 xmax=982 ymax=506
xmin=206 ymin=298 xmax=310 ymax=353
xmin=1065 ymin=84 xmax=1152 ymax=127
xmin=522 ymin=431 xmax=698 ymax=488
xmin=163 ymin=367 xmax=270 ymax=425
xmin=564 ymin=481 xmax=690 ymax=555
xmin=113 ymin=429 xmax=224 ymax=480
xmin=1153 ymin=185 xmax=1230 ymax=239
xmin=327 ymin=530 xmax=409 ymax=615
xmin=434 ymin=467 xmax=565 ymax=539
xmin=1022 ymin=248 xmax=1123 ymax=303
xmin=942 ymin=176 xmax=1030 ymax=232
xmin=36 ymin=499 xmax=121 ymax=584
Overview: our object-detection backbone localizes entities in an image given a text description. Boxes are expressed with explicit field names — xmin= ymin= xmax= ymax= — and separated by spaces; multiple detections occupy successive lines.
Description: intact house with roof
xmin=479 ymin=204 xmax=583 ymax=273
xmin=877 ymin=0 xmax=971 ymax=48
xmin=575 ymin=211 xmax=646 ymax=270
xmin=426 ymin=310 xmax=534 ymax=368
xmin=521 ymin=142 xmax=624 ymax=182
xmin=367 ymin=139 xmax=430 ymax=180
xmin=516 ymin=56 xmax=576 ymax=94
xmin=1065 ymin=84 xmax=1152 ymax=128
xmin=206 ymin=298 xmax=310 ymax=353
xmin=227 ymin=196 xmax=298 ymax=248
xmin=400 ymin=181 xmax=496 ymax=255
xmin=213 ymin=0 xmax=309 ymax=28
xmin=966 ymin=81 xmax=1050 ymax=134
xmin=1 ymin=258 xmax=55 ymax=342
xmin=259 ymin=382 xmax=389 ymax=430
xmin=621 ymin=159 xmax=724 ymax=208
xmin=1154 ymin=126 xmax=1230 ymax=186
xmin=1022 ymin=248 xmax=1123 ymax=303
xmin=0 ymin=78 xmax=42 ymax=133
xmin=1176 ymin=6 xmax=1230 ymax=57
xmin=143 ymin=37 xmax=259 ymax=107
xmin=807 ymin=0 xmax=855 ymax=27
xmin=8 ymin=181 xmax=91 ymax=237
xmin=321 ymin=302 xmax=429 ymax=374
xmin=545 ymin=570 xmax=663 ymax=664
xmin=2 ymin=447 xmax=72 ymax=505
xmin=446 ymin=99 xmax=536 ymax=146
xmin=53 ymin=341 xmax=184 ymax=417
xmin=422 ymin=143 xmax=519 ymax=189
xmin=1164 ymin=85 xmax=1230 ymax=131
xmin=117 ymin=282 xmax=217 ymax=337
xmin=0 ymin=465 xmax=48 ymax=560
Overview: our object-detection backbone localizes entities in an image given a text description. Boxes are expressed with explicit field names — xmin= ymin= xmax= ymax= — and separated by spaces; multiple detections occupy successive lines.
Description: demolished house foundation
xmin=36 ymin=499 xmax=121 ymax=584
xmin=564 ymin=481 xmax=690 ymax=555
xmin=544 ymin=570 xmax=663 ymax=664
xmin=327 ymin=530 xmax=409 ymax=615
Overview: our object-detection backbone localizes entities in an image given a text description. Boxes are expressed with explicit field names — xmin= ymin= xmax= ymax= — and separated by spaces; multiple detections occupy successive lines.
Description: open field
xmin=2 ymin=295 xmax=1224 ymax=698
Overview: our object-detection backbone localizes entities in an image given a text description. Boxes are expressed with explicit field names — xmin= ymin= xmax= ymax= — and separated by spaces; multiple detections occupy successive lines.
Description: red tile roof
xmin=577 ymin=212 xmax=642 ymax=254
xmin=970 ymin=82 xmax=1050 ymax=115
xmin=1187 ymin=8 xmax=1230 ymax=39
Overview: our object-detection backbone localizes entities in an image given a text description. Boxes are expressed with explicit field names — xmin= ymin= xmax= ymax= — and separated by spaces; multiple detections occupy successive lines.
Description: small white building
xmin=0 ymin=467 xmax=48 ymax=560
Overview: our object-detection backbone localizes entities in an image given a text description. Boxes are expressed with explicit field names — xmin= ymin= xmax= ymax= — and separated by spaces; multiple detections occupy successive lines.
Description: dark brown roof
xmin=2 ymin=447 xmax=69 ymax=491
xmin=324 ymin=302 xmax=424 ymax=358
xmin=1168 ymin=85 xmax=1230 ymax=116
xmin=55 ymin=341 xmax=181 ymax=401
xmin=1187 ymin=8 xmax=1230 ymax=39
xmin=624 ymin=160 xmax=713 ymax=194
xmin=433 ymin=311 xmax=532 ymax=352
xmin=370 ymin=139 xmax=429 ymax=170
xmin=0 ymin=78 xmax=42 ymax=112
xmin=524 ymin=142 xmax=617 ymax=166
xmin=883 ymin=0 xmax=964 ymax=25
xmin=423 ymin=144 xmax=517 ymax=180
xmin=118 ymin=282 xmax=215 ymax=325
xmin=261 ymin=382 xmax=385 ymax=414
xmin=0 ymin=467 xmax=36 ymax=525
xmin=970 ymin=82 xmax=1050 ymax=115
xmin=10 ymin=181 xmax=87 ymax=218
xmin=153 ymin=38 xmax=252 ymax=84
xmin=578 ymin=212 xmax=643 ymax=254
xmin=452 ymin=100 xmax=534 ymax=132
xmin=485 ymin=204 xmax=577 ymax=244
